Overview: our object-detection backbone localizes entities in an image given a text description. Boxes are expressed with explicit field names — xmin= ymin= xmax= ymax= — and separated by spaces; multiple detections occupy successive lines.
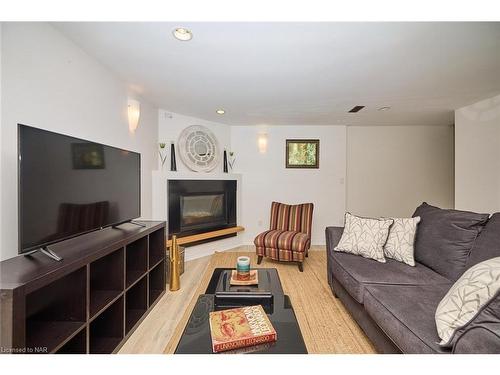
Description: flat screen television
xmin=18 ymin=124 xmax=141 ymax=254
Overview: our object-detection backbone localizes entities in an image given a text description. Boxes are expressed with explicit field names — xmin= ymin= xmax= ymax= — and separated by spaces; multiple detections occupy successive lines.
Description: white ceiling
xmin=54 ymin=22 xmax=500 ymax=126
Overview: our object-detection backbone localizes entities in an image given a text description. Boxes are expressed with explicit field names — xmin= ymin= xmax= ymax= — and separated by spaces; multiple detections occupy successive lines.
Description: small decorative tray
xmin=229 ymin=270 xmax=259 ymax=286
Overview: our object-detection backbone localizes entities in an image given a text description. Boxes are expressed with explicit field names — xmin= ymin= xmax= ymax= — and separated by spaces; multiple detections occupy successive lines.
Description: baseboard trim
xmin=185 ymin=244 xmax=326 ymax=261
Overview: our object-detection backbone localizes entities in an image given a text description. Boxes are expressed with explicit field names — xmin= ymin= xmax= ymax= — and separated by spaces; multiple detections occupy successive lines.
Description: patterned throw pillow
xmin=334 ymin=212 xmax=393 ymax=263
xmin=383 ymin=217 xmax=421 ymax=266
xmin=435 ymin=257 xmax=500 ymax=347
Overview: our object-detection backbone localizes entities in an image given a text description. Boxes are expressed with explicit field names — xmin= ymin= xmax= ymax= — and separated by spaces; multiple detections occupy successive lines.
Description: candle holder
xmin=236 ymin=256 xmax=251 ymax=281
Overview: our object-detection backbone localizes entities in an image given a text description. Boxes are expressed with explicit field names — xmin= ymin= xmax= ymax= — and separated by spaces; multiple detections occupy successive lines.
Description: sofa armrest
xmin=453 ymin=324 xmax=500 ymax=354
xmin=451 ymin=292 xmax=500 ymax=353
xmin=325 ymin=226 xmax=344 ymax=251
xmin=325 ymin=226 xmax=343 ymax=288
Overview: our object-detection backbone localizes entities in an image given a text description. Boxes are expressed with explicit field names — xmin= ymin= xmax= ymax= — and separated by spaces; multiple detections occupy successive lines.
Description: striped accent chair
xmin=254 ymin=201 xmax=314 ymax=272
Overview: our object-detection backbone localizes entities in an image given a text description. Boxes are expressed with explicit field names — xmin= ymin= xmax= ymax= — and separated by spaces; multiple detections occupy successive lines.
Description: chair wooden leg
xmin=298 ymin=262 xmax=304 ymax=272
xmin=257 ymin=256 xmax=263 ymax=265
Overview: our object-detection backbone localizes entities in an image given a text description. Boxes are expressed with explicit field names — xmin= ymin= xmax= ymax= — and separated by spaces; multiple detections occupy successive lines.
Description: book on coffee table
xmin=209 ymin=305 xmax=277 ymax=353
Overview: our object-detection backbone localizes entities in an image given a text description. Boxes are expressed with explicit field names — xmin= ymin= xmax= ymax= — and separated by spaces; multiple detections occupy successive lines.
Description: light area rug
xmin=163 ymin=251 xmax=376 ymax=354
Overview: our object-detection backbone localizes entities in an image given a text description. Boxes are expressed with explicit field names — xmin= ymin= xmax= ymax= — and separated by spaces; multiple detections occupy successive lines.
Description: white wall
xmin=231 ymin=125 xmax=347 ymax=245
xmin=346 ymin=125 xmax=455 ymax=218
xmin=0 ymin=23 xmax=158 ymax=260
xmin=455 ymin=94 xmax=500 ymax=213
xmin=156 ymin=114 xmax=454 ymax=257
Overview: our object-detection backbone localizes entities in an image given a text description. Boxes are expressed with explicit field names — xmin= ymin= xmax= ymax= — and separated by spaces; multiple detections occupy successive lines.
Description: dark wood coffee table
xmin=174 ymin=268 xmax=308 ymax=354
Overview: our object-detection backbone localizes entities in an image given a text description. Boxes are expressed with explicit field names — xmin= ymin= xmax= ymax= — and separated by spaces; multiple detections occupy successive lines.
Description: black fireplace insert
xmin=168 ymin=180 xmax=237 ymax=240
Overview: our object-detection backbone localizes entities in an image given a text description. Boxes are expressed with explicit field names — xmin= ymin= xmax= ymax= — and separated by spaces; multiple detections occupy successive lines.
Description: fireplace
xmin=168 ymin=180 xmax=237 ymax=240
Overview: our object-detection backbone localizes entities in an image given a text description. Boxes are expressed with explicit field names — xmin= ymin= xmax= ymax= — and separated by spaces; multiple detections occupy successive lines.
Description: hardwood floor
xmin=119 ymin=247 xmax=376 ymax=354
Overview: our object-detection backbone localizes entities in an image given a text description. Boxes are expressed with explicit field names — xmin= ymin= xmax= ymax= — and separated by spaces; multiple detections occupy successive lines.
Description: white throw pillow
xmin=383 ymin=217 xmax=421 ymax=266
xmin=435 ymin=257 xmax=500 ymax=346
xmin=334 ymin=212 xmax=393 ymax=263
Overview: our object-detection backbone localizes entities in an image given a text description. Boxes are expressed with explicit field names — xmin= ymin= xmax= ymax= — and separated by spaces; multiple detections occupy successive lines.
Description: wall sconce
xmin=128 ymin=99 xmax=141 ymax=133
xmin=258 ymin=133 xmax=268 ymax=154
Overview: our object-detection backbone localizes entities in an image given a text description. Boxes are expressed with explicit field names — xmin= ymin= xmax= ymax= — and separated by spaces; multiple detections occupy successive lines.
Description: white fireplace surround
xmin=152 ymin=170 xmax=243 ymax=260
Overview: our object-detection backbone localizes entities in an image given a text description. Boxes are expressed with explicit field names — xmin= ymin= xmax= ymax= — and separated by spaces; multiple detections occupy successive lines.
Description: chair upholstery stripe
xmin=300 ymin=203 xmax=313 ymax=236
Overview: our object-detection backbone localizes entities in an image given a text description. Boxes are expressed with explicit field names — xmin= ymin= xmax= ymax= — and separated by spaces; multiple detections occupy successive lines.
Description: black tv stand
xmin=1 ymin=221 xmax=166 ymax=354
xmin=25 ymin=246 xmax=63 ymax=261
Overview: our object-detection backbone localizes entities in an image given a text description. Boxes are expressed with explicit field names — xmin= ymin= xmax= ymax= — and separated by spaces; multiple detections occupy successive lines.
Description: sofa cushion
xmin=435 ymin=257 xmax=500 ymax=347
xmin=466 ymin=213 xmax=500 ymax=269
xmin=334 ymin=212 xmax=393 ymax=263
xmin=364 ymin=284 xmax=451 ymax=353
xmin=330 ymin=251 xmax=451 ymax=304
xmin=412 ymin=202 xmax=489 ymax=281
xmin=383 ymin=216 xmax=421 ymax=266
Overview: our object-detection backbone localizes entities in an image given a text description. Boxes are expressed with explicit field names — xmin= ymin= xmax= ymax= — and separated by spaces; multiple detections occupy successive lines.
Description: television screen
xmin=18 ymin=124 xmax=141 ymax=253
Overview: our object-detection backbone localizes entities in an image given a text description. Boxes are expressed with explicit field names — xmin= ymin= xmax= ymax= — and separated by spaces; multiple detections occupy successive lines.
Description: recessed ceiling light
xmin=216 ymin=109 xmax=225 ymax=115
xmin=378 ymin=106 xmax=391 ymax=111
xmin=173 ymin=27 xmax=193 ymax=41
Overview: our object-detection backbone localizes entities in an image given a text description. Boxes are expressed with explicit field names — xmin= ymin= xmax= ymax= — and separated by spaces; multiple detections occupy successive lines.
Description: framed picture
xmin=72 ymin=143 xmax=106 ymax=169
xmin=286 ymin=139 xmax=320 ymax=169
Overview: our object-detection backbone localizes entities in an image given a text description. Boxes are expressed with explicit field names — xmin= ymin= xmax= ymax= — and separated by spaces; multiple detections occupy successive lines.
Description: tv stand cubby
xmin=0 ymin=221 xmax=166 ymax=354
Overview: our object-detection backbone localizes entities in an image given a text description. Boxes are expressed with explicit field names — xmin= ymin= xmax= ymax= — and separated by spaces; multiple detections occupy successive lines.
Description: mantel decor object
xmin=223 ymin=149 xmax=228 ymax=173
xmin=177 ymin=125 xmax=220 ymax=172
xmin=228 ymin=151 xmax=236 ymax=171
xmin=170 ymin=141 xmax=177 ymax=171
xmin=159 ymin=142 xmax=167 ymax=170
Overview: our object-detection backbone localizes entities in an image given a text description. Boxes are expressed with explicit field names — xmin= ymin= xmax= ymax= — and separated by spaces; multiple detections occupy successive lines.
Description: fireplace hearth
xmin=168 ymin=180 xmax=237 ymax=240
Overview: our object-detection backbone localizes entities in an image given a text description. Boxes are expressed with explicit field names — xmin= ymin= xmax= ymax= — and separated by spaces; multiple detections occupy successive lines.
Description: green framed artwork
xmin=285 ymin=139 xmax=319 ymax=169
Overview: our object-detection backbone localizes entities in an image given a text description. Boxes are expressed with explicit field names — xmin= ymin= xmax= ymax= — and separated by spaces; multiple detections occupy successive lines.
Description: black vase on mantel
xmin=170 ymin=142 xmax=177 ymax=171
xmin=223 ymin=149 xmax=228 ymax=173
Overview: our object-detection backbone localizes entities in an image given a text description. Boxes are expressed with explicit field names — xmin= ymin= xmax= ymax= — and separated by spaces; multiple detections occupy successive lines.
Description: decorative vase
xmin=159 ymin=143 xmax=167 ymax=171
xmin=170 ymin=142 xmax=177 ymax=171
xmin=169 ymin=235 xmax=181 ymax=291
xmin=228 ymin=151 xmax=236 ymax=171
xmin=223 ymin=149 xmax=228 ymax=173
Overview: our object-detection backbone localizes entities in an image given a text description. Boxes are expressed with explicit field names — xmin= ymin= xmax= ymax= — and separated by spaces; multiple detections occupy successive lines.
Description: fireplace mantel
xmin=154 ymin=170 xmax=242 ymax=181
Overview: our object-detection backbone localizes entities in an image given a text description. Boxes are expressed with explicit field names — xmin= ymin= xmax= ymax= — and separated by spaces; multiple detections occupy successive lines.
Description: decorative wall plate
xmin=177 ymin=125 xmax=220 ymax=172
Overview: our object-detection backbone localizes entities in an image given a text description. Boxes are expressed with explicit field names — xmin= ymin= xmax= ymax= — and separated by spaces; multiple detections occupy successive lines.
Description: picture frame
xmin=285 ymin=139 xmax=320 ymax=169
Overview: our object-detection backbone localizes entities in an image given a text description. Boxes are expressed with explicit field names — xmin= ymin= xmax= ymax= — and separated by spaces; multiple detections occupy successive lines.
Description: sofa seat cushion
xmin=330 ymin=251 xmax=451 ymax=303
xmin=254 ymin=229 xmax=310 ymax=252
xmin=364 ymin=284 xmax=451 ymax=353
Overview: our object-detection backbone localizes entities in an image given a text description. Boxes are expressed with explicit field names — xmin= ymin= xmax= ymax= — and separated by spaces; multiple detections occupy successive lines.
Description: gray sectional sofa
xmin=325 ymin=203 xmax=500 ymax=354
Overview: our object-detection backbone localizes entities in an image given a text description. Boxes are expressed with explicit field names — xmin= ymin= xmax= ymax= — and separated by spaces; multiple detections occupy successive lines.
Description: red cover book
xmin=209 ymin=305 xmax=277 ymax=353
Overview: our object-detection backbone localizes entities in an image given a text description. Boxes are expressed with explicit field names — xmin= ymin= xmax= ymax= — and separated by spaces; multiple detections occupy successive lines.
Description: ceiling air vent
xmin=348 ymin=105 xmax=365 ymax=113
